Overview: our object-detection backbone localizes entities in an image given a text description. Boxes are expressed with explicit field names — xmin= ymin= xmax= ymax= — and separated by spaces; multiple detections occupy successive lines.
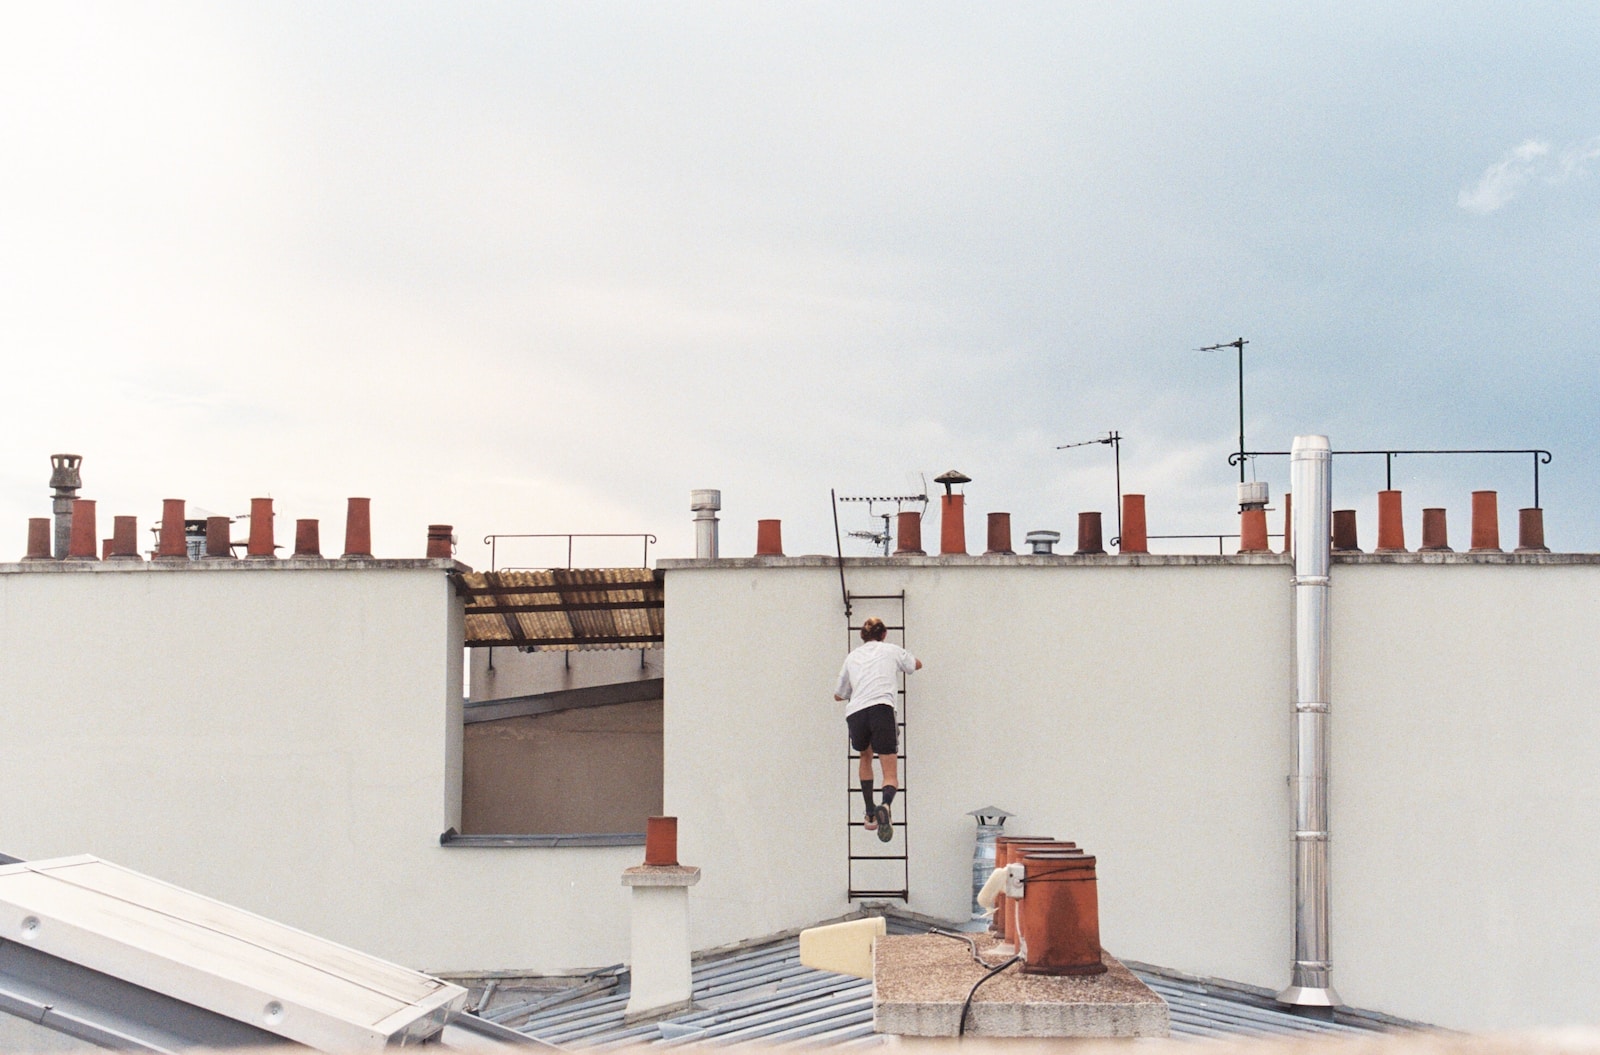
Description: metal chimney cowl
xmin=690 ymin=489 xmax=721 ymax=560
xmin=49 ymin=454 xmax=83 ymax=560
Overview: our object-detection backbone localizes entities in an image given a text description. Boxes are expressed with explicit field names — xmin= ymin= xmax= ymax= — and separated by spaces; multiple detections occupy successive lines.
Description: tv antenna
xmin=1057 ymin=430 xmax=1124 ymax=542
xmin=837 ymin=491 xmax=929 ymax=556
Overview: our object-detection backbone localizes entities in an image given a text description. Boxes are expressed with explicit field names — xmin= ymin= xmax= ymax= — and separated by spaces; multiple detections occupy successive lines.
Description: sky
xmin=2 ymin=2 xmax=1597 ymax=567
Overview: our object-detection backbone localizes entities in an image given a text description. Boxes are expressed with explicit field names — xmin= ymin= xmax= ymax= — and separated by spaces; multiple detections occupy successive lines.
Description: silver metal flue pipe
xmin=1278 ymin=435 xmax=1340 ymax=1008
xmin=690 ymin=489 xmax=721 ymax=560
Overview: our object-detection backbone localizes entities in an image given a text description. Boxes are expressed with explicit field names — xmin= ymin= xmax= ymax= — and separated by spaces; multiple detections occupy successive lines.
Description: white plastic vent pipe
xmin=1278 ymin=435 xmax=1340 ymax=1008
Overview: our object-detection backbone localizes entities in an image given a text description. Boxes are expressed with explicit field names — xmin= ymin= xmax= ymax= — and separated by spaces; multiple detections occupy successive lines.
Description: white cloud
xmin=1458 ymin=137 xmax=1600 ymax=213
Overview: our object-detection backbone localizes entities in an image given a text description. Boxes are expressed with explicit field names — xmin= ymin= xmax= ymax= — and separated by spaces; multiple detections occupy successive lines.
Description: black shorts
xmin=847 ymin=704 xmax=899 ymax=755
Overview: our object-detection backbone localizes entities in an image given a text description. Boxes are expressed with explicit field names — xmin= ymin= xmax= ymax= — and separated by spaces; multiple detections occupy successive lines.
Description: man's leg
xmin=879 ymin=753 xmax=898 ymax=800
xmin=858 ymin=746 xmax=877 ymax=823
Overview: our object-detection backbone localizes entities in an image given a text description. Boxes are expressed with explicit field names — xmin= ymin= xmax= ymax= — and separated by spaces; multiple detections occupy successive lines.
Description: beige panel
xmin=462 ymin=700 xmax=664 ymax=835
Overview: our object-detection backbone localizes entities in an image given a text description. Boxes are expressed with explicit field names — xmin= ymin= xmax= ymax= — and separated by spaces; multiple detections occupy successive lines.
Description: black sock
xmin=882 ymin=785 xmax=897 ymax=807
xmin=860 ymin=779 xmax=875 ymax=815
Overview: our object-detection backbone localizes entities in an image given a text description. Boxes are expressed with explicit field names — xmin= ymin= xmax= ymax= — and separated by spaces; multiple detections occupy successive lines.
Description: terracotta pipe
xmin=1016 ymin=851 xmax=1106 ymax=976
xmin=24 ymin=518 xmax=51 ymax=560
xmin=247 ymin=498 xmax=275 ymax=558
xmin=343 ymin=497 xmax=373 ymax=559
xmin=755 ymin=519 xmax=783 ymax=556
xmin=1516 ymin=508 xmax=1548 ymax=553
xmin=985 ymin=512 xmax=1013 ymax=555
xmin=427 ymin=524 xmax=454 ymax=559
xmin=1238 ymin=508 xmax=1269 ymax=553
xmin=1332 ymin=509 xmax=1360 ymax=552
xmin=994 ymin=837 xmax=1072 ymax=948
xmin=205 ymin=516 xmax=233 ymax=559
xmin=1075 ymin=511 xmax=1104 ymax=555
xmin=108 ymin=516 xmax=140 ymax=560
xmin=294 ymin=519 xmax=322 ymax=559
xmin=894 ymin=511 xmax=924 ymax=556
xmin=1282 ymin=492 xmax=1293 ymax=555
xmin=939 ymin=494 xmax=967 ymax=555
xmin=1420 ymin=508 xmax=1451 ymax=552
xmin=101 ymin=539 xmax=113 ymax=560
xmin=1376 ymin=490 xmax=1406 ymax=553
xmin=66 ymin=499 xmax=98 ymax=560
xmin=157 ymin=499 xmax=188 ymax=560
xmin=1119 ymin=494 xmax=1147 ymax=554
xmin=1470 ymin=491 xmax=1501 ymax=552
xmin=644 ymin=816 xmax=679 ymax=866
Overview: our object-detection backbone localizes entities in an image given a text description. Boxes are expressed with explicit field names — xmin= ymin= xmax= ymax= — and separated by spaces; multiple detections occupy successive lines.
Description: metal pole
xmin=1112 ymin=432 xmax=1123 ymax=542
xmin=1279 ymin=434 xmax=1339 ymax=1009
xmin=1236 ymin=343 xmax=1246 ymax=484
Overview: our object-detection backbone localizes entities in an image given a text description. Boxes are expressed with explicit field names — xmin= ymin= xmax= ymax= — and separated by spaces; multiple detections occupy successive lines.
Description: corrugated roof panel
xmin=501 ymin=913 xmax=1412 ymax=1048
xmin=458 ymin=569 xmax=663 ymax=651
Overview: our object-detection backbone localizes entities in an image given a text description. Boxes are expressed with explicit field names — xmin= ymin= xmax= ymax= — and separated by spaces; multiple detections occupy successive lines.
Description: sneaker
xmin=863 ymin=813 xmax=877 ymax=832
xmin=875 ymin=803 xmax=892 ymax=842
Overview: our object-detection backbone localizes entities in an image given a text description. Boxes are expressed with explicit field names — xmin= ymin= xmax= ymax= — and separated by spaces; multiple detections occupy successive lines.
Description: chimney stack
xmin=24 ymin=518 xmax=51 ymax=561
xmin=690 ymin=490 xmax=721 ymax=559
xmin=755 ymin=519 xmax=783 ymax=557
xmin=621 ymin=817 xmax=701 ymax=1021
xmin=1119 ymin=495 xmax=1148 ymax=555
xmin=985 ymin=513 xmax=1013 ymax=556
xmin=66 ymin=499 xmax=98 ymax=561
xmin=934 ymin=471 xmax=970 ymax=556
xmin=294 ymin=519 xmax=322 ymax=559
xmin=894 ymin=511 xmax=924 ymax=556
xmin=1075 ymin=512 xmax=1105 ymax=555
xmin=49 ymin=454 xmax=83 ymax=559
xmin=1470 ymin=491 xmax=1501 ymax=552
xmin=342 ymin=498 xmax=373 ymax=559
xmin=247 ymin=498 xmax=276 ymax=559
xmin=426 ymin=524 xmax=454 ymax=559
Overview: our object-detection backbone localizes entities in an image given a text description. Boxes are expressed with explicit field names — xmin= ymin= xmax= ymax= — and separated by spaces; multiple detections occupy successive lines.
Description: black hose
xmin=958 ymin=955 xmax=1020 ymax=1037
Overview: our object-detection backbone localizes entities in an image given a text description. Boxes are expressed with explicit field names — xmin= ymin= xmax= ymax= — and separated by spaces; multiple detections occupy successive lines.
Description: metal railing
xmin=481 ymin=533 xmax=657 ymax=572
xmin=1229 ymin=448 xmax=1553 ymax=507
xmin=1138 ymin=532 xmax=1286 ymax=555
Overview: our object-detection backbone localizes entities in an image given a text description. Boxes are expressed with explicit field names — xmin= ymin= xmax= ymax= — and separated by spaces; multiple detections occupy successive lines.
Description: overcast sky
xmin=3 ymin=3 xmax=1596 ymax=566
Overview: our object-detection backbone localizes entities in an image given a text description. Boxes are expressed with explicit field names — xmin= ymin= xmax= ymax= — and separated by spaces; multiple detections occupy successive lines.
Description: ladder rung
xmin=849 ymin=854 xmax=909 ymax=862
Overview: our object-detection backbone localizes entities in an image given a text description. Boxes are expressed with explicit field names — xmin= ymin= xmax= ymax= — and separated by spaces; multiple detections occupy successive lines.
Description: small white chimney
xmin=622 ymin=817 xmax=700 ymax=1021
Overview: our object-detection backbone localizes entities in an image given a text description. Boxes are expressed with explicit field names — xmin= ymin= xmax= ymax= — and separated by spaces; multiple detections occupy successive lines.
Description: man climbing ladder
xmin=834 ymin=616 xmax=921 ymax=842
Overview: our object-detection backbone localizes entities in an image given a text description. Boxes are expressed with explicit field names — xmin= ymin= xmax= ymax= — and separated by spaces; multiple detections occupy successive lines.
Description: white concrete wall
xmin=0 ymin=561 xmax=635 ymax=975
xmin=1332 ymin=561 xmax=1600 ymax=1029
xmin=661 ymin=554 xmax=1600 ymax=1032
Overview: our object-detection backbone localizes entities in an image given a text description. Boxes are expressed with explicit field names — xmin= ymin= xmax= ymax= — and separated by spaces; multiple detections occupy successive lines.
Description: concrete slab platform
xmin=873 ymin=933 xmax=1169 ymax=1038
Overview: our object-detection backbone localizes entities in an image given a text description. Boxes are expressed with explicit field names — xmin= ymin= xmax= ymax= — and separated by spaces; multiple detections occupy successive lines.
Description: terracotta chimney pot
xmin=157 ymin=499 xmax=188 ymax=560
xmin=1075 ymin=511 xmax=1105 ymax=555
xmin=755 ymin=519 xmax=783 ymax=556
xmin=247 ymin=498 xmax=275 ymax=558
xmin=1516 ymin=507 xmax=1548 ymax=553
xmin=66 ymin=499 xmax=98 ymax=560
xmin=294 ymin=519 xmax=322 ymax=559
xmin=1420 ymin=508 xmax=1451 ymax=551
xmin=1376 ymin=490 xmax=1406 ymax=553
xmin=1470 ymin=491 xmax=1501 ymax=552
xmin=1332 ymin=509 xmax=1360 ymax=552
xmin=985 ymin=512 xmax=1014 ymax=555
xmin=427 ymin=524 xmax=454 ymax=559
xmin=939 ymin=494 xmax=967 ymax=555
xmin=1282 ymin=492 xmax=1293 ymax=555
xmin=24 ymin=518 xmax=52 ymax=561
xmin=342 ymin=497 xmax=373 ymax=559
xmin=644 ymin=816 xmax=679 ymax=866
xmin=205 ymin=516 xmax=234 ymax=559
xmin=109 ymin=515 xmax=140 ymax=560
xmin=894 ymin=510 xmax=924 ymax=556
xmin=1118 ymin=494 xmax=1148 ymax=554
xmin=1238 ymin=508 xmax=1269 ymax=552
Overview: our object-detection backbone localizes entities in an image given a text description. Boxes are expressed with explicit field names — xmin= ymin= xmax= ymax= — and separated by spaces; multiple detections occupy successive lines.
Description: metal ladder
xmin=846 ymin=591 xmax=909 ymax=902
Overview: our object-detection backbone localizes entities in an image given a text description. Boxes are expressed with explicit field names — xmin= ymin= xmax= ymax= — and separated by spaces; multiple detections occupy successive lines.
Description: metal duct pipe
xmin=690 ymin=489 xmax=721 ymax=560
xmin=1278 ymin=435 xmax=1340 ymax=1008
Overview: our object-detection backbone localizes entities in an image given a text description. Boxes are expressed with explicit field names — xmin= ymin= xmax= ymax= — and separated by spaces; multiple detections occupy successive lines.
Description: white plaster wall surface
xmin=662 ymin=559 xmax=1294 ymax=992
xmin=469 ymin=646 xmax=664 ymax=702
xmin=0 ymin=562 xmax=634 ymax=974
xmin=1331 ymin=562 xmax=1600 ymax=1030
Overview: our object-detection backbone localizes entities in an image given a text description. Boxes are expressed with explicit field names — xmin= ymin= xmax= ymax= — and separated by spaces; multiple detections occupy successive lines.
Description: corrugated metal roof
xmin=456 ymin=569 xmax=663 ymax=651
xmin=487 ymin=913 xmax=1411 ymax=1047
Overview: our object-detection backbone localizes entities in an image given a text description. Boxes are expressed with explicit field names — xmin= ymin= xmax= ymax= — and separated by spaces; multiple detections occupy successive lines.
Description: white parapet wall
xmin=659 ymin=552 xmax=1600 ymax=1032
xmin=0 ymin=559 xmax=636 ymax=974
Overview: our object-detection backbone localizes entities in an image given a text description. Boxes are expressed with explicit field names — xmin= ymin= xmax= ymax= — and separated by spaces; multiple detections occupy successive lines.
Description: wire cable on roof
xmin=957 ymin=955 xmax=1021 ymax=1037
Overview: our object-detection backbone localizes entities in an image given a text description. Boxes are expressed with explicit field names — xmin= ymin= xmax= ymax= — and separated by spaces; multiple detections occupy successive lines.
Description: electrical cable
xmin=925 ymin=927 xmax=1009 ymax=969
xmin=958 ymin=955 xmax=1021 ymax=1037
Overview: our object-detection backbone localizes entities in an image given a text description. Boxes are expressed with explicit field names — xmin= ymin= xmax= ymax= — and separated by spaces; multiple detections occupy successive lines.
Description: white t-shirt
xmin=835 ymin=640 xmax=918 ymax=718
